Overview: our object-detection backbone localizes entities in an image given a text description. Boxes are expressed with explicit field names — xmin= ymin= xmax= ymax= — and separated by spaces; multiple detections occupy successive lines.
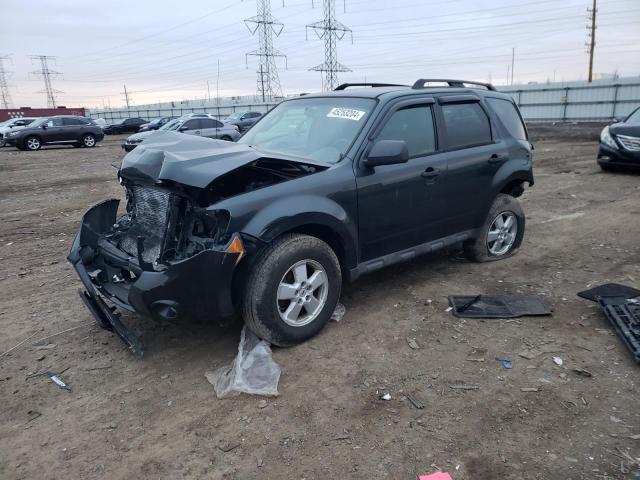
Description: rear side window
xmin=486 ymin=98 xmax=527 ymax=140
xmin=441 ymin=103 xmax=492 ymax=149
xmin=377 ymin=105 xmax=436 ymax=158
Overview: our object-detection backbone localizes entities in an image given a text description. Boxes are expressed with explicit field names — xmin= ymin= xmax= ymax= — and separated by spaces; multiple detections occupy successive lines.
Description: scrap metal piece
xmin=577 ymin=283 xmax=640 ymax=302
xmin=598 ymin=297 xmax=640 ymax=363
xmin=448 ymin=295 xmax=552 ymax=318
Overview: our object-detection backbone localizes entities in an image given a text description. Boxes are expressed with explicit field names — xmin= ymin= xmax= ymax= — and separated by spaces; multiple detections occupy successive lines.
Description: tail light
xmin=233 ymin=125 xmax=240 ymax=132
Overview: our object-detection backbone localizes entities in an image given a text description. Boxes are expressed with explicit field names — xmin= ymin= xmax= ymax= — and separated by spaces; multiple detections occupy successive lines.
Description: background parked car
xmin=138 ymin=116 xmax=174 ymax=132
xmin=122 ymin=118 xmax=180 ymax=152
xmin=3 ymin=115 xmax=104 ymax=151
xmin=598 ymin=106 xmax=640 ymax=171
xmin=103 ymin=117 xmax=147 ymax=135
xmin=92 ymin=118 xmax=107 ymax=130
xmin=122 ymin=115 xmax=240 ymax=151
xmin=223 ymin=111 xmax=263 ymax=132
xmin=0 ymin=117 xmax=39 ymax=146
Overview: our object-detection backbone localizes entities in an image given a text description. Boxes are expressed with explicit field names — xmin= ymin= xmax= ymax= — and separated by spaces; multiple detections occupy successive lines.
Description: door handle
xmin=488 ymin=153 xmax=507 ymax=164
xmin=195 ymin=130 xmax=201 ymax=135
xmin=421 ymin=167 xmax=441 ymax=179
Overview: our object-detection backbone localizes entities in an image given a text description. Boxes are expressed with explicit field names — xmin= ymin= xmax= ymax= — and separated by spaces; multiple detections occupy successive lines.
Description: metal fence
xmin=499 ymin=77 xmax=640 ymax=122
xmin=87 ymin=77 xmax=640 ymax=123
xmin=87 ymin=102 xmax=278 ymax=123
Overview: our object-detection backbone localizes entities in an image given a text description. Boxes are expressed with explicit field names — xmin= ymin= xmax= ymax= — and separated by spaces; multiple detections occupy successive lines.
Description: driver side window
xmin=182 ymin=119 xmax=200 ymax=131
xmin=377 ymin=105 xmax=436 ymax=158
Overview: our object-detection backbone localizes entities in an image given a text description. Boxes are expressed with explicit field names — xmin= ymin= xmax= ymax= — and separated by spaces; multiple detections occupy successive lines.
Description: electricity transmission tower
xmin=586 ymin=0 xmax=597 ymax=82
xmin=306 ymin=0 xmax=352 ymax=91
xmin=0 ymin=55 xmax=13 ymax=109
xmin=245 ymin=0 xmax=287 ymax=101
xmin=29 ymin=55 xmax=62 ymax=108
xmin=122 ymin=84 xmax=132 ymax=109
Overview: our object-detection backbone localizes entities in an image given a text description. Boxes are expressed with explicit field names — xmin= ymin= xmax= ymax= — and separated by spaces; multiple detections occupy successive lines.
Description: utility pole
xmin=587 ymin=0 xmax=597 ymax=82
xmin=0 ymin=55 xmax=13 ymax=109
xmin=510 ymin=47 xmax=515 ymax=85
xmin=29 ymin=55 xmax=62 ymax=108
xmin=122 ymin=84 xmax=131 ymax=109
xmin=306 ymin=0 xmax=353 ymax=91
xmin=216 ymin=59 xmax=220 ymax=106
xmin=245 ymin=0 xmax=287 ymax=101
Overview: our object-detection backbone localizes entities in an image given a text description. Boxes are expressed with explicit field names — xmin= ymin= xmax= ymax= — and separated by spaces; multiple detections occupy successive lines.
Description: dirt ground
xmin=0 ymin=125 xmax=639 ymax=480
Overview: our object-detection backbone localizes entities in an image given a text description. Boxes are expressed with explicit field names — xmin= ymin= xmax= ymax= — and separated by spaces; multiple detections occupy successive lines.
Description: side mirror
xmin=611 ymin=117 xmax=619 ymax=124
xmin=41 ymin=124 xmax=48 ymax=129
xmin=364 ymin=140 xmax=409 ymax=168
xmin=178 ymin=126 xmax=188 ymax=132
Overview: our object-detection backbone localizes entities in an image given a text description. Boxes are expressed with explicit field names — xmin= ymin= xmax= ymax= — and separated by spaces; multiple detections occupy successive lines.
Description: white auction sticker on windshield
xmin=327 ymin=107 xmax=366 ymax=121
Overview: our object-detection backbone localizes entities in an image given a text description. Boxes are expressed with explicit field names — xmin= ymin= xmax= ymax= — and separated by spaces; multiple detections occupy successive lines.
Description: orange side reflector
xmin=225 ymin=234 xmax=245 ymax=263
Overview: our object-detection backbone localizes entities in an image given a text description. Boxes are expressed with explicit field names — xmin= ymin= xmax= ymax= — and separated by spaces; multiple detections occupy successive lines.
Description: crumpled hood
xmin=610 ymin=122 xmax=640 ymax=138
xmin=119 ymin=130 xmax=329 ymax=188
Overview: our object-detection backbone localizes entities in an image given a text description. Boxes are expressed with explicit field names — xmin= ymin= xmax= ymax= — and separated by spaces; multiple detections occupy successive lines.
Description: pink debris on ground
xmin=418 ymin=473 xmax=453 ymax=480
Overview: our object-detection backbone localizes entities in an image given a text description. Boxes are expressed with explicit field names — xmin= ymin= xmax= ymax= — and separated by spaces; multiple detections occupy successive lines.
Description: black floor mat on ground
xmin=448 ymin=295 xmax=552 ymax=318
xmin=577 ymin=283 xmax=640 ymax=302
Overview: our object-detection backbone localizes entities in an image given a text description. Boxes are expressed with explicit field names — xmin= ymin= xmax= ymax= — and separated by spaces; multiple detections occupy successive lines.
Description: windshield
xmin=161 ymin=119 xmax=180 ymax=131
xmin=238 ymin=97 xmax=376 ymax=163
xmin=626 ymin=107 xmax=640 ymax=123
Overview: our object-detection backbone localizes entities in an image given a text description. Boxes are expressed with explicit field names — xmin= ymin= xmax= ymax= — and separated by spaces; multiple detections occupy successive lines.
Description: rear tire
xmin=465 ymin=194 xmax=525 ymax=262
xmin=24 ymin=136 xmax=41 ymax=151
xmin=241 ymin=234 xmax=342 ymax=346
xmin=82 ymin=134 xmax=96 ymax=148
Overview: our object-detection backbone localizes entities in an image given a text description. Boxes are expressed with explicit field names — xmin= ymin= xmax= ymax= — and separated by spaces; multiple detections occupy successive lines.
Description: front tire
xmin=241 ymin=234 xmax=342 ymax=346
xmin=465 ymin=194 xmax=525 ymax=262
xmin=24 ymin=136 xmax=41 ymax=151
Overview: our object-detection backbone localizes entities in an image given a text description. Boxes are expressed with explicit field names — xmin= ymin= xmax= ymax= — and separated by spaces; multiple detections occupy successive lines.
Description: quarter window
xmin=486 ymin=98 xmax=527 ymax=140
xmin=376 ymin=105 xmax=436 ymax=157
xmin=441 ymin=103 xmax=492 ymax=149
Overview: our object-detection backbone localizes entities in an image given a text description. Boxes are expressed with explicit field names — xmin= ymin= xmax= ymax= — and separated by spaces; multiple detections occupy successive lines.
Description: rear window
xmin=441 ymin=103 xmax=492 ymax=150
xmin=486 ymin=98 xmax=527 ymax=140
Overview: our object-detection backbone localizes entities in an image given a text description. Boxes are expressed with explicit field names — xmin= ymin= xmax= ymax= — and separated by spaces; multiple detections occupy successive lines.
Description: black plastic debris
xmin=578 ymin=283 xmax=640 ymax=363
xmin=577 ymin=283 xmax=640 ymax=302
xmin=448 ymin=295 xmax=552 ymax=319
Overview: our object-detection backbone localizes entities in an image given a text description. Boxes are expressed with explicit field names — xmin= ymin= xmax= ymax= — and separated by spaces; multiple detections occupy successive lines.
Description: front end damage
xmin=68 ymin=132 xmax=326 ymax=356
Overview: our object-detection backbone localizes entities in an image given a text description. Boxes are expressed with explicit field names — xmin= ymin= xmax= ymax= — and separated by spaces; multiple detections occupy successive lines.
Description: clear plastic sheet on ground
xmin=205 ymin=326 xmax=281 ymax=398
xmin=331 ymin=302 xmax=346 ymax=322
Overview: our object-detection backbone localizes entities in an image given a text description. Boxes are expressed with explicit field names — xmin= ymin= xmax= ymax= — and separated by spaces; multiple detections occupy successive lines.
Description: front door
xmin=356 ymin=100 xmax=449 ymax=261
xmin=43 ymin=117 xmax=66 ymax=142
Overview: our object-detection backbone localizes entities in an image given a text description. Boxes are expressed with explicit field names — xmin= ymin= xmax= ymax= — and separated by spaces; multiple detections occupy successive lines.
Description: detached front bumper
xmin=68 ymin=199 xmax=241 ymax=354
xmin=598 ymin=143 xmax=640 ymax=169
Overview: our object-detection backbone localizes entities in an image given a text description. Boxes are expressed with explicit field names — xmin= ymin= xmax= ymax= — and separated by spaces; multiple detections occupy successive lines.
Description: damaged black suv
xmin=69 ymin=79 xmax=534 ymax=355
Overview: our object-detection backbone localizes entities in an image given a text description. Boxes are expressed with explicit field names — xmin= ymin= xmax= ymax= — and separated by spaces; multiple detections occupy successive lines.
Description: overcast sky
xmin=2 ymin=0 xmax=639 ymax=108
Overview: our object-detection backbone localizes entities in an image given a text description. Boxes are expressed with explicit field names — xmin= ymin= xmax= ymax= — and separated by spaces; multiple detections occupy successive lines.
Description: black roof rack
xmin=411 ymin=78 xmax=496 ymax=91
xmin=334 ymin=82 xmax=408 ymax=91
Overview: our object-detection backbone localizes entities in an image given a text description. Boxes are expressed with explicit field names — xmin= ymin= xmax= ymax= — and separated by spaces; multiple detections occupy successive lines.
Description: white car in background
xmin=92 ymin=118 xmax=107 ymax=130
xmin=0 ymin=117 xmax=39 ymax=146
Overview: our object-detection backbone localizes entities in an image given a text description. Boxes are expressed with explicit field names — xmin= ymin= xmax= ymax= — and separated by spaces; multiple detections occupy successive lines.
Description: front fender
xmin=218 ymin=194 xmax=358 ymax=269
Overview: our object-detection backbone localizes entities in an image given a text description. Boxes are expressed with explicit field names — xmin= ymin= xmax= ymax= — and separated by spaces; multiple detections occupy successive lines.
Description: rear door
xmin=62 ymin=117 xmax=83 ymax=141
xmin=356 ymin=98 xmax=450 ymax=260
xmin=435 ymin=96 xmax=505 ymax=235
xmin=198 ymin=118 xmax=220 ymax=138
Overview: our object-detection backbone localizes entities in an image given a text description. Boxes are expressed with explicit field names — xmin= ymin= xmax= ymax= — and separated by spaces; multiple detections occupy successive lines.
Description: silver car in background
xmin=122 ymin=115 xmax=240 ymax=151
xmin=0 ymin=117 xmax=39 ymax=146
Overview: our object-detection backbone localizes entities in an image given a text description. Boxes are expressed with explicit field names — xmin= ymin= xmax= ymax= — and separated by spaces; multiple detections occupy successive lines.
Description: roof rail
xmin=334 ymin=82 xmax=408 ymax=91
xmin=411 ymin=78 xmax=496 ymax=91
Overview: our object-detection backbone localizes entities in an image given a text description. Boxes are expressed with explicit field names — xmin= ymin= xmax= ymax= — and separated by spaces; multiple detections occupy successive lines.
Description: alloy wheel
xmin=487 ymin=212 xmax=517 ymax=256
xmin=83 ymin=135 xmax=95 ymax=147
xmin=26 ymin=138 xmax=40 ymax=150
xmin=277 ymin=259 xmax=329 ymax=327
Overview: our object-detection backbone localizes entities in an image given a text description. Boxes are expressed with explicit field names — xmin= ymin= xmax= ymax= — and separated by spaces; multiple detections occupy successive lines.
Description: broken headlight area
xmin=105 ymin=183 xmax=233 ymax=268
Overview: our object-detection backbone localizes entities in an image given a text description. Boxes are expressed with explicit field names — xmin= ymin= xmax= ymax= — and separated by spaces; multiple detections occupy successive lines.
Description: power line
xmin=587 ymin=0 xmax=597 ymax=82
xmin=0 ymin=55 xmax=14 ymax=109
xmin=306 ymin=0 xmax=352 ymax=91
xmin=29 ymin=55 xmax=62 ymax=108
xmin=245 ymin=0 xmax=287 ymax=101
